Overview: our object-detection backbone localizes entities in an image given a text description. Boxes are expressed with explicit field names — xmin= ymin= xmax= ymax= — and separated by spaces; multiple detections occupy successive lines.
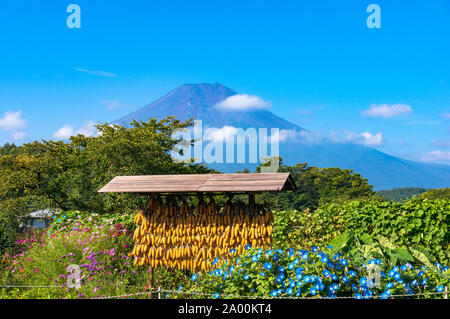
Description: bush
xmin=272 ymin=198 xmax=449 ymax=265
xmin=179 ymin=247 xmax=449 ymax=299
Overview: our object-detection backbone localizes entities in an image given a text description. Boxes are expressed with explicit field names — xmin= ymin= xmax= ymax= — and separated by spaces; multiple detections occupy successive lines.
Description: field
xmin=1 ymin=198 xmax=448 ymax=299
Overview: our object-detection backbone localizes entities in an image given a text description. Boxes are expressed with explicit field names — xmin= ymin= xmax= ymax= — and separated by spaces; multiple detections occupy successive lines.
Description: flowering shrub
xmin=272 ymin=199 xmax=449 ymax=265
xmin=1 ymin=209 xmax=448 ymax=299
xmin=180 ymin=246 xmax=449 ymax=299
xmin=0 ymin=211 xmax=149 ymax=298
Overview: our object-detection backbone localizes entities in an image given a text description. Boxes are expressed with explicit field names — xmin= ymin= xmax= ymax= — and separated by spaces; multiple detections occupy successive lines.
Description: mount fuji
xmin=113 ymin=83 xmax=450 ymax=190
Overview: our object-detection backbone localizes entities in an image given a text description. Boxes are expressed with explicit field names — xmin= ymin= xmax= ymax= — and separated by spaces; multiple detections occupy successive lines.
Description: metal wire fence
xmin=0 ymin=283 xmax=447 ymax=300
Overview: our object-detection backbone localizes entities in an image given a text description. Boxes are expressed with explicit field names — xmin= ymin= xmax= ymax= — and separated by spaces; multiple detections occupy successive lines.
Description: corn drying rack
xmin=98 ymin=173 xmax=297 ymax=297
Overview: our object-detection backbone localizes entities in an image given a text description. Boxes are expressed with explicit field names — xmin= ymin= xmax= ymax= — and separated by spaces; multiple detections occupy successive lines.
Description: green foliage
xmin=183 ymin=247 xmax=449 ymax=299
xmin=0 ymin=219 xmax=15 ymax=255
xmin=278 ymin=198 xmax=449 ymax=265
xmin=377 ymin=187 xmax=428 ymax=202
xmin=328 ymin=232 xmax=434 ymax=268
xmin=255 ymin=159 xmax=377 ymax=211
xmin=272 ymin=209 xmax=345 ymax=250
xmin=0 ymin=117 xmax=214 ymax=242
xmin=0 ymin=143 xmax=23 ymax=156
xmin=420 ymin=188 xmax=450 ymax=200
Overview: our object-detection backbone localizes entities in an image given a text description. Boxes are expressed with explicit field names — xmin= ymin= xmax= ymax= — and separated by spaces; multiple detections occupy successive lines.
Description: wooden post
xmin=249 ymin=192 xmax=255 ymax=215
xmin=148 ymin=266 xmax=153 ymax=299
xmin=445 ymin=286 xmax=448 ymax=299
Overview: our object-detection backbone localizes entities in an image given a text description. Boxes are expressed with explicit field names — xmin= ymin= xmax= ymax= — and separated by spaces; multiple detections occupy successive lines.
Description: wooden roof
xmin=98 ymin=173 xmax=297 ymax=193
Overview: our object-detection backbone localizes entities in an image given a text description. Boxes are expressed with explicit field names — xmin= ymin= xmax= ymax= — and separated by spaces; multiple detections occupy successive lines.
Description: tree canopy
xmin=254 ymin=157 xmax=378 ymax=211
xmin=0 ymin=117 xmax=213 ymax=229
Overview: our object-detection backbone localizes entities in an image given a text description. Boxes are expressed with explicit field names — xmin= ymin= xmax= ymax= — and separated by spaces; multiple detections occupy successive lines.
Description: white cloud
xmin=12 ymin=131 xmax=27 ymax=140
xmin=330 ymin=130 xmax=386 ymax=146
xmin=204 ymin=126 xmax=239 ymax=142
xmin=361 ymin=104 xmax=412 ymax=119
xmin=215 ymin=94 xmax=270 ymax=111
xmin=53 ymin=121 xmax=98 ymax=140
xmin=74 ymin=67 xmax=118 ymax=77
xmin=76 ymin=121 xmax=97 ymax=137
xmin=0 ymin=110 xmax=26 ymax=131
xmin=421 ymin=151 xmax=450 ymax=163
xmin=271 ymin=129 xmax=321 ymax=144
xmin=53 ymin=125 xmax=75 ymax=139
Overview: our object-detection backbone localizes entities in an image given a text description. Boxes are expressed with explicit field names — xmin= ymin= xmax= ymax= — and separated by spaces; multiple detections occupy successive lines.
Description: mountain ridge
xmin=112 ymin=83 xmax=450 ymax=190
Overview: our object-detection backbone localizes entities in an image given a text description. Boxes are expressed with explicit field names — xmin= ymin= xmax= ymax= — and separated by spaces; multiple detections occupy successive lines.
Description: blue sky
xmin=0 ymin=0 xmax=449 ymax=164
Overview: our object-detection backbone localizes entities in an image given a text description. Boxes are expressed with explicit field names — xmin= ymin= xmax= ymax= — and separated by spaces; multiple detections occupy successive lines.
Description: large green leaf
xmin=328 ymin=232 xmax=351 ymax=253
xmin=376 ymin=235 xmax=397 ymax=250
xmin=410 ymin=247 xmax=434 ymax=269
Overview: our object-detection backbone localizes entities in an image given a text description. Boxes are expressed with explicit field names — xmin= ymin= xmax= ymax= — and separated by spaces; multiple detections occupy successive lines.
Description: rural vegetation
xmin=0 ymin=117 xmax=448 ymax=299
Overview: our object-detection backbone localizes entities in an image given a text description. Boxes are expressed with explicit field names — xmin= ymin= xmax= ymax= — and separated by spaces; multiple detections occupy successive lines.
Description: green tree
xmin=255 ymin=157 xmax=377 ymax=211
xmin=0 ymin=143 xmax=23 ymax=156
xmin=377 ymin=187 xmax=428 ymax=201
xmin=0 ymin=117 xmax=214 ymax=239
xmin=420 ymin=188 xmax=450 ymax=200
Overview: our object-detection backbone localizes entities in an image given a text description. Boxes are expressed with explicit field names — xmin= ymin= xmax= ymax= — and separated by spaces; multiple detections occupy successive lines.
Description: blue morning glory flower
xmin=312 ymin=246 xmax=318 ymax=253
xmin=259 ymin=272 xmax=265 ymax=277
xmin=321 ymin=256 xmax=328 ymax=263
xmin=251 ymin=255 xmax=258 ymax=262
xmin=286 ymin=288 xmax=293 ymax=295
xmin=191 ymin=274 xmax=198 ymax=281
xmin=421 ymin=279 xmax=427 ymax=285
xmin=296 ymin=273 xmax=303 ymax=280
xmin=385 ymin=282 xmax=394 ymax=289
xmin=339 ymin=259 xmax=348 ymax=266
xmin=278 ymin=266 xmax=285 ymax=273
xmin=263 ymin=262 xmax=272 ymax=270
xmin=323 ymin=270 xmax=330 ymax=277
xmin=270 ymin=290 xmax=277 ymax=297
xmin=437 ymin=285 xmax=444 ymax=292
xmin=245 ymin=244 xmax=251 ymax=250
xmin=340 ymin=276 xmax=349 ymax=284
xmin=243 ymin=274 xmax=250 ymax=280
xmin=309 ymin=288 xmax=317 ymax=296
xmin=288 ymin=263 xmax=294 ymax=270
xmin=213 ymin=292 xmax=220 ymax=299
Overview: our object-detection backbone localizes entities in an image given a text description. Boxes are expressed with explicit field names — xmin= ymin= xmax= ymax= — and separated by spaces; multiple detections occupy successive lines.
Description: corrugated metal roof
xmin=98 ymin=173 xmax=297 ymax=193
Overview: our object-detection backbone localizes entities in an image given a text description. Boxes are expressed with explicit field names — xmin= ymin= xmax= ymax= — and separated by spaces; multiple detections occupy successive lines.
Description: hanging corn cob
xmin=131 ymin=194 xmax=274 ymax=272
